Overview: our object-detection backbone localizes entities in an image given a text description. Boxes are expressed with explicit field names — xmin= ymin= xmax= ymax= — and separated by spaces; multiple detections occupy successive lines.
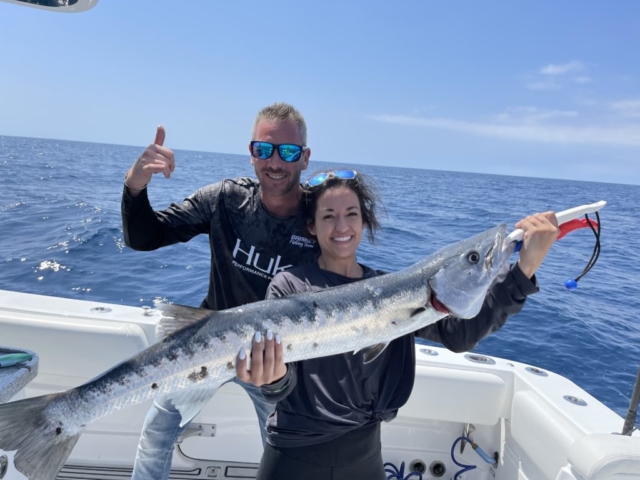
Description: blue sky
xmin=1 ymin=0 xmax=639 ymax=185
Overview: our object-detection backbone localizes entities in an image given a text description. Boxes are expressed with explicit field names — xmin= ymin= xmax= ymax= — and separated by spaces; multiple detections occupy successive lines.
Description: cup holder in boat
xmin=408 ymin=459 xmax=426 ymax=475
xmin=0 ymin=455 xmax=7 ymax=479
xmin=464 ymin=354 xmax=496 ymax=365
xmin=525 ymin=366 xmax=548 ymax=377
xmin=563 ymin=395 xmax=587 ymax=406
xmin=90 ymin=306 xmax=112 ymax=313
xmin=420 ymin=348 xmax=439 ymax=356
xmin=429 ymin=460 xmax=446 ymax=477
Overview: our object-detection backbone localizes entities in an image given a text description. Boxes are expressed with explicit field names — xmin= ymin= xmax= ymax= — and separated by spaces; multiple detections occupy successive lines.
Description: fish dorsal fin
xmin=156 ymin=303 xmax=214 ymax=341
xmin=162 ymin=384 xmax=221 ymax=427
xmin=355 ymin=342 xmax=390 ymax=364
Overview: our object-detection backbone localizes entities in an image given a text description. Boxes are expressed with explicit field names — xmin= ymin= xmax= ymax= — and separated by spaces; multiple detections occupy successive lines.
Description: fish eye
xmin=467 ymin=251 xmax=480 ymax=264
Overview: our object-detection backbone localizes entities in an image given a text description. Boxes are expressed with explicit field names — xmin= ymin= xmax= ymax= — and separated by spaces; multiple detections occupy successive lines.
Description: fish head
xmin=429 ymin=224 xmax=514 ymax=319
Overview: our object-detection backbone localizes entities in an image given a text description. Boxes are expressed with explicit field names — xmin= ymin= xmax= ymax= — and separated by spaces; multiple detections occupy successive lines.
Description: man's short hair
xmin=252 ymin=102 xmax=307 ymax=146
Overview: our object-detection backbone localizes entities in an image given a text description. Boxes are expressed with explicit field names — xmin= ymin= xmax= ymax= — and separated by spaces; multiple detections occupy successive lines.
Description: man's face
xmin=250 ymin=119 xmax=310 ymax=200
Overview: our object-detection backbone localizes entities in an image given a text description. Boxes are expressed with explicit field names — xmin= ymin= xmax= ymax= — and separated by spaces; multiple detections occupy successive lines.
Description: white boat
xmin=1 ymin=288 xmax=639 ymax=480
xmin=0 ymin=2 xmax=638 ymax=479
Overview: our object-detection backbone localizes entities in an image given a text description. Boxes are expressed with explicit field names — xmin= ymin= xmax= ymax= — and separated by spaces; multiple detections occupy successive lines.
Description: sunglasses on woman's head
xmin=250 ymin=141 xmax=306 ymax=163
xmin=306 ymin=170 xmax=358 ymax=187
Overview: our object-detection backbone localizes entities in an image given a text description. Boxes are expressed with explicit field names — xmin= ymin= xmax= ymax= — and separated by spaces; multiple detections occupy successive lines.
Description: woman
xmin=236 ymin=169 xmax=558 ymax=480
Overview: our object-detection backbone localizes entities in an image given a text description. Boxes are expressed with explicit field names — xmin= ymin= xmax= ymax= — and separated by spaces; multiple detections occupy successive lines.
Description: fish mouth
xmin=430 ymin=292 xmax=450 ymax=314
xmin=484 ymin=243 xmax=495 ymax=269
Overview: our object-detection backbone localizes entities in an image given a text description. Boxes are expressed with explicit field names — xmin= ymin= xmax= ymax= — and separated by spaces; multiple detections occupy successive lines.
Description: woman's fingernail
xmin=254 ymin=331 xmax=262 ymax=343
xmin=275 ymin=333 xmax=281 ymax=344
xmin=266 ymin=329 xmax=273 ymax=341
xmin=238 ymin=348 xmax=246 ymax=360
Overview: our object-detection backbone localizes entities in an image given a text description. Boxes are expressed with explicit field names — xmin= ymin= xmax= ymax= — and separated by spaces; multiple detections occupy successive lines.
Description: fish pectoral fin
xmin=356 ymin=342 xmax=390 ymax=364
xmin=164 ymin=384 xmax=221 ymax=428
xmin=156 ymin=303 xmax=215 ymax=340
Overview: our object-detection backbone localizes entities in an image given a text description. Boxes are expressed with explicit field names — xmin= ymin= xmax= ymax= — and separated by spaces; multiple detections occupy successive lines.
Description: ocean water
xmin=1 ymin=135 xmax=639 ymax=419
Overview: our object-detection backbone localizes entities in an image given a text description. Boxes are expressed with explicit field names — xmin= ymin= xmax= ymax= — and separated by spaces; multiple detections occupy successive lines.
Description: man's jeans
xmin=131 ymin=377 xmax=273 ymax=480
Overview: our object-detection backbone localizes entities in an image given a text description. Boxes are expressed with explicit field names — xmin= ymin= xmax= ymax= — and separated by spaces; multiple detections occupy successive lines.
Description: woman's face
xmin=308 ymin=186 xmax=364 ymax=263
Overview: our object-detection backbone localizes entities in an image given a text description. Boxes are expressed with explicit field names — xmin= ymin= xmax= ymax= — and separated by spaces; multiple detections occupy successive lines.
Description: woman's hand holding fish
xmin=515 ymin=212 xmax=559 ymax=279
xmin=236 ymin=329 xmax=287 ymax=387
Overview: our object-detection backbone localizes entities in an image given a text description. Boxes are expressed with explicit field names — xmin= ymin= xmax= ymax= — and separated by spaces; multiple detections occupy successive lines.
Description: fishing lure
xmin=504 ymin=200 xmax=605 ymax=289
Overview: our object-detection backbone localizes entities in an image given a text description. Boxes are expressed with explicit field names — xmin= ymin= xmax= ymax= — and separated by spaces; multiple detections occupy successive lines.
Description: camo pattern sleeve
xmin=416 ymin=262 xmax=539 ymax=352
xmin=121 ymin=183 xmax=217 ymax=251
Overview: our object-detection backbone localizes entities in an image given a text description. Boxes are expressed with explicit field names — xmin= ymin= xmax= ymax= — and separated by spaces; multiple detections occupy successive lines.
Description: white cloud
xmin=495 ymin=107 xmax=578 ymax=124
xmin=527 ymin=81 xmax=560 ymax=90
xmin=612 ymin=99 xmax=640 ymax=118
xmin=540 ymin=61 xmax=584 ymax=75
xmin=573 ymin=76 xmax=592 ymax=84
xmin=572 ymin=96 xmax=598 ymax=107
xmin=612 ymin=99 xmax=640 ymax=110
xmin=369 ymin=114 xmax=640 ymax=147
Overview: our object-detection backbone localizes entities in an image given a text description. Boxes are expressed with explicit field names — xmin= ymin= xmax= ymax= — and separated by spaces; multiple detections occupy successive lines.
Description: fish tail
xmin=0 ymin=393 xmax=82 ymax=480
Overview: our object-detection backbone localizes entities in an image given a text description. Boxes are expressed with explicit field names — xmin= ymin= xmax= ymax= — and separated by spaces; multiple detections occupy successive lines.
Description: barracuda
xmin=0 ymin=224 xmax=514 ymax=480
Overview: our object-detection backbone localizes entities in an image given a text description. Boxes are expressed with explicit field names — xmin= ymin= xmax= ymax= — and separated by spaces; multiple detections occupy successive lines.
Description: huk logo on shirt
xmin=232 ymin=238 xmax=293 ymax=278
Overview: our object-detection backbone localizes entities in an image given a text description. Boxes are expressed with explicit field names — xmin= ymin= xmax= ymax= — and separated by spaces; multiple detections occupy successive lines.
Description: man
xmin=122 ymin=103 xmax=318 ymax=480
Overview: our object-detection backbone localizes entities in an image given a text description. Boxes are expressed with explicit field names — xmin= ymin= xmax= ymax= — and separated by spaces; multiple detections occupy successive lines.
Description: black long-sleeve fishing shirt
xmin=121 ymin=177 xmax=318 ymax=310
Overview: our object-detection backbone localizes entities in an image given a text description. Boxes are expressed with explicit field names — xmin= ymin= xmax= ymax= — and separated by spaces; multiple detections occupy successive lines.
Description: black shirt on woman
xmin=261 ymin=260 xmax=538 ymax=448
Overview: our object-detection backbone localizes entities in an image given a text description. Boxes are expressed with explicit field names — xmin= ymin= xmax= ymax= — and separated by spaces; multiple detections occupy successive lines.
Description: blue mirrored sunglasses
xmin=250 ymin=141 xmax=305 ymax=163
xmin=306 ymin=170 xmax=358 ymax=187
